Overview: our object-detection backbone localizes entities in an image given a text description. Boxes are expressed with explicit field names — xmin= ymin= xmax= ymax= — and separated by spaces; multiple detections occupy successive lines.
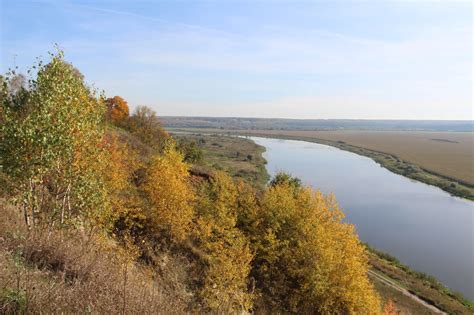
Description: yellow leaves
xmin=105 ymin=134 xmax=140 ymax=193
xmin=248 ymin=177 xmax=382 ymax=314
xmin=196 ymin=171 xmax=238 ymax=228
xmin=194 ymin=172 xmax=254 ymax=312
xmin=200 ymin=233 xmax=253 ymax=312
xmin=1 ymin=51 xmax=109 ymax=227
xmin=142 ymin=145 xmax=194 ymax=242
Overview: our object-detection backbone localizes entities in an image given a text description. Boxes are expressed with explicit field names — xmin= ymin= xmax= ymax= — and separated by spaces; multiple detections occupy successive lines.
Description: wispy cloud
xmin=2 ymin=0 xmax=472 ymax=119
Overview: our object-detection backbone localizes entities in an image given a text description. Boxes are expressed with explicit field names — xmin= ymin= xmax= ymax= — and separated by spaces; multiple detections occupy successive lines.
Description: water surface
xmin=250 ymin=137 xmax=474 ymax=299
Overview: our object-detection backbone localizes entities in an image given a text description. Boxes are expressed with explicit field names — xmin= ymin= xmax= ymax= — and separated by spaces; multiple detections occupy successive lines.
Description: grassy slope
xmin=0 ymin=199 xmax=192 ymax=314
xmin=170 ymin=128 xmax=474 ymax=200
xmin=173 ymin=133 xmax=269 ymax=188
xmin=175 ymin=132 xmax=473 ymax=315
xmin=368 ymin=249 xmax=473 ymax=314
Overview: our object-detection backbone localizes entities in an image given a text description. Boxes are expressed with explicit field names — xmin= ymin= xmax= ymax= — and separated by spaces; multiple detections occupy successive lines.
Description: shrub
xmin=194 ymin=172 xmax=254 ymax=312
xmin=142 ymin=144 xmax=194 ymax=242
xmin=246 ymin=175 xmax=381 ymax=313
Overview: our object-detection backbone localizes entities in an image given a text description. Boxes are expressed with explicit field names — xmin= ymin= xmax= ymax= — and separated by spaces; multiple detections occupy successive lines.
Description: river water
xmin=250 ymin=137 xmax=474 ymax=299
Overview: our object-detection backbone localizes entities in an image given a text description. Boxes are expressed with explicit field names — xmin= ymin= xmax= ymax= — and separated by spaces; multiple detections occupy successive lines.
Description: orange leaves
xmin=383 ymin=299 xmax=398 ymax=315
xmin=105 ymin=134 xmax=139 ymax=192
xmin=106 ymin=96 xmax=129 ymax=124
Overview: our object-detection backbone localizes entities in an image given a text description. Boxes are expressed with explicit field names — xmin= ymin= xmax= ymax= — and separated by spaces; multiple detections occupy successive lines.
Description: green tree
xmin=176 ymin=140 xmax=203 ymax=163
xmin=0 ymin=50 xmax=109 ymax=227
xmin=269 ymin=172 xmax=302 ymax=190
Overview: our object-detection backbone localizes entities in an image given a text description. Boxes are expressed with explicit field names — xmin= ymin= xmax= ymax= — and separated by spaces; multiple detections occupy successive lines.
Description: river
xmin=250 ymin=136 xmax=474 ymax=299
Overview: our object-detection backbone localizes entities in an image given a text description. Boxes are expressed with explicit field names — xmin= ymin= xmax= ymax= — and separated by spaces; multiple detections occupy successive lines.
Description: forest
xmin=0 ymin=51 xmax=409 ymax=314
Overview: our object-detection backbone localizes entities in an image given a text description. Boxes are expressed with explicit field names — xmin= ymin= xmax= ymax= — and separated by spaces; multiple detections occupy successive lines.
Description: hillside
xmin=1 ymin=51 xmax=383 ymax=314
xmin=1 ymin=52 xmax=472 ymax=314
xmin=173 ymin=132 xmax=474 ymax=315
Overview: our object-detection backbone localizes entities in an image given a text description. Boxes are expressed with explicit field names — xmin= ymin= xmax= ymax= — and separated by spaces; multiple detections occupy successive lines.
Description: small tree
xmin=246 ymin=175 xmax=381 ymax=313
xmin=142 ymin=144 xmax=194 ymax=242
xmin=124 ymin=105 xmax=169 ymax=151
xmin=269 ymin=172 xmax=302 ymax=190
xmin=0 ymin=50 xmax=109 ymax=228
xmin=176 ymin=140 xmax=203 ymax=163
xmin=103 ymin=134 xmax=144 ymax=233
xmin=106 ymin=95 xmax=129 ymax=124
xmin=194 ymin=172 xmax=254 ymax=312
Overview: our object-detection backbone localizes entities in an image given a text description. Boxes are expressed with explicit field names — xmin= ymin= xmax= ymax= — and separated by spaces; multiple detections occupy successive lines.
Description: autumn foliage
xmin=1 ymin=50 xmax=383 ymax=314
xmin=124 ymin=105 xmax=169 ymax=151
xmin=238 ymin=174 xmax=382 ymax=313
xmin=106 ymin=95 xmax=129 ymax=124
xmin=142 ymin=144 xmax=194 ymax=242
xmin=0 ymin=51 xmax=108 ymax=227
xmin=383 ymin=299 xmax=398 ymax=315
xmin=194 ymin=172 xmax=254 ymax=312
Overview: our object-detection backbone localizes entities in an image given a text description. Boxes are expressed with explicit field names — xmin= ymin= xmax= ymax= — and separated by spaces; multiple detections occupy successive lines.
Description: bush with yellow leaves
xmin=142 ymin=144 xmax=194 ymax=242
xmin=243 ymin=173 xmax=382 ymax=314
xmin=194 ymin=172 xmax=254 ymax=313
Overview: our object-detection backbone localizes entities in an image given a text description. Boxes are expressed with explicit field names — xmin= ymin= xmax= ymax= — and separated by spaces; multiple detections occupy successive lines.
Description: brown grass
xmin=0 ymin=199 xmax=191 ymax=314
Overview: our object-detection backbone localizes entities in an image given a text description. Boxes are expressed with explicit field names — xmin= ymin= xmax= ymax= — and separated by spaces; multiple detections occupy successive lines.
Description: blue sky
xmin=1 ymin=0 xmax=472 ymax=119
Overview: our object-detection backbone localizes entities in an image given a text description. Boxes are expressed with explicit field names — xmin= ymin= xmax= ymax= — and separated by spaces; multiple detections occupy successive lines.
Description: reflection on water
xmin=251 ymin=137 xmax=474 ymax=299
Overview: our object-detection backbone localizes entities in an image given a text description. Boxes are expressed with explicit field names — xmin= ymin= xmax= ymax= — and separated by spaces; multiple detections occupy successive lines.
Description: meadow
xmin=173 ymin=133 xmax=269 ymax=187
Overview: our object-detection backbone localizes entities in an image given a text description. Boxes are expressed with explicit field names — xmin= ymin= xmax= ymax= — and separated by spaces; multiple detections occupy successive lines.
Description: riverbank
xmin=367 ymin=246 xmax=473 ymax=314
xmin=172 ymin=133 xmax=269 ymax=188
xmin=170 ymin=128 xmax=474 ymax=200
xmin=174 ymin=131 xmax=474 ymax=314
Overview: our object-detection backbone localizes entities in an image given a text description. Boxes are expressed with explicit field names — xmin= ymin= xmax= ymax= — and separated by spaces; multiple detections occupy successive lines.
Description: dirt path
xmin=368 ymin=270 xmax=447 ymax=314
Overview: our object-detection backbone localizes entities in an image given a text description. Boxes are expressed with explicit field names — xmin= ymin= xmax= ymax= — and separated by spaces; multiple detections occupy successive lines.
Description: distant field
xmin=161 ymin=116 xmax=473 ymax=132
xmin=227 ymin=130 xmax=474 ymax=185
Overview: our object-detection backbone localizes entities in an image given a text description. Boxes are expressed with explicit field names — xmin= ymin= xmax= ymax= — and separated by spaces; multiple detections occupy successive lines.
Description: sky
xmin=1 ymin=0 xmax=472 ymax=120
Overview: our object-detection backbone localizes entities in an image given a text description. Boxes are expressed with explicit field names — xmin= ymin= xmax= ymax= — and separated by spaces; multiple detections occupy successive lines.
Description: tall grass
xmin=0 ymin=201 xmax=190 ymax=314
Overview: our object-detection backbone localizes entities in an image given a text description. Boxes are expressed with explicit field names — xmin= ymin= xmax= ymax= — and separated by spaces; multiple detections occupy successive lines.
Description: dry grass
xmin=368 ymin=252 xmax=473 ymax=315
xmin=234 ymin=130 xmax=473 ymax=185
xmin=0 ymin=199 xmax=191 ymax=314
